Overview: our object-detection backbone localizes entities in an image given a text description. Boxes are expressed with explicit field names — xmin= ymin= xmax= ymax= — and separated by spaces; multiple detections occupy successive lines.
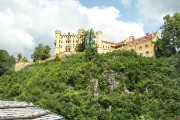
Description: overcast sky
xmin=0 ymin=0 xmax=179 ymax=60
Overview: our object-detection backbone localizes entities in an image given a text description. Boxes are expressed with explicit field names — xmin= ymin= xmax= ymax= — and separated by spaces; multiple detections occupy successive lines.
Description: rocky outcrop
xmin=15 ymin=62 xmax=33 ymax=72
xmin=0 ymin=100 xmax=65 ymax=120
xmin=14 ymin=53 xmax=67 ymax=71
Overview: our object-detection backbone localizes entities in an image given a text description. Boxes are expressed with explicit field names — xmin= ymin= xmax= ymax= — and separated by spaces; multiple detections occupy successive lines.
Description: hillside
xmin=0 ymin=50 xmax=180 ymax=120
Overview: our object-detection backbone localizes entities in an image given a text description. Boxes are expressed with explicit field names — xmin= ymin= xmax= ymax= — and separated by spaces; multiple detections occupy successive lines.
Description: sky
xmin=0 ymin=0 xmax=180 ymax=60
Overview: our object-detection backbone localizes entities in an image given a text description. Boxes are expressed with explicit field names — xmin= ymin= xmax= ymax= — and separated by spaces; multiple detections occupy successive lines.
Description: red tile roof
xmin=115 ymin=33 xmax=152 ymax=47
xmin=101 ymin=33 xmax=153 ymax=48
xmin=102 ymin=40 xmax=115 ymax=44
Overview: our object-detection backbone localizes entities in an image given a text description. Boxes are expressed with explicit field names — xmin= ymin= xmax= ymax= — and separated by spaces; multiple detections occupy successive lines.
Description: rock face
xmin=0 ymin=101 xmax=65 ymax=120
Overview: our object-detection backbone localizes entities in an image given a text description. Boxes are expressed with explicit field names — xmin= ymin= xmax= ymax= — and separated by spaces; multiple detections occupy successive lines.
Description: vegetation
xmin=17 ymin=53 xmax=22 ymax=62
xmin=0 ymin=50 xmax=16 ymax=76
xmin=76 ymin=29 xmax=97 ymax=60
xmin=17 ymin=53 xmax=28 ymax=62
xmin=156 ymin=12 xmax=180 ymax=57
xmin=31 ymin=44 xmax=51 ymax=62
xmin=0 ymin=12 xmax=180 ymax=120
xmin=22 ymin=57 xmax=28 ymax=62
xmin=0 ymin=50 xmax=179 ymax=119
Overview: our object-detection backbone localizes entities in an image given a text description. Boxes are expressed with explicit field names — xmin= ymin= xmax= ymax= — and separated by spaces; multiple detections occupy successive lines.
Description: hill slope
xmin=0 ymin=50 xmax=180 ymax=119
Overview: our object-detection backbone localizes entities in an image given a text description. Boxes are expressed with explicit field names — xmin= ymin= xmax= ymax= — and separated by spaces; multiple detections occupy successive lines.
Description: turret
xmin=78 ymin=29 xmax=85 ymax=43
xmin=78 ymin=29 xmax=84 ymax=37
xmin=55 ymin=30 xmax=61 ymax=37
xmin=152 ymin=32 xmax=160 ymax=42
xmin=96 ymin=31 xmax=102 ymax=53
xmin=54 ymin=30 xmax=61 ymax=55
xmin=129 ymin=36 xmax=135 ymax=41
xmin=78 ymin=29 xmax=84 ymax=34
xmin=55 ymin=30 xmax=61 ymax=46
xmin=96 ymin=31 xmax=102 ymax=43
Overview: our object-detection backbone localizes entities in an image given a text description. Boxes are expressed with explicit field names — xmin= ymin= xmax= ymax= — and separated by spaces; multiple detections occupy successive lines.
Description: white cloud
xmin=0 ymin=0 xmax=145 ymax=59
xmin=137 ymin=0 xmax=180 ymax=21
xmin=80 ymin=6 xmax=144 ymax=41
xmin=119 ymin=0 xmax=131 ymax=7
xmin=0 ymin=10 xmax=35 ymax=55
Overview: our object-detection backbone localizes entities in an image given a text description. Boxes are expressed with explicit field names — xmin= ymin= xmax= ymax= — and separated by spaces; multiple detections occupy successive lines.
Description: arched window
xmin=66 ymin=39 xmax=70 ymax=43
xmin=65 ymin=45 xmax=71 ymax=52
xmin=145 ymin=44 xmax=149 ymax=49
xmin=146 ymin=51 xmax=149 ymax=56
xmin=139 ymin=46 xmax=142 ymax=50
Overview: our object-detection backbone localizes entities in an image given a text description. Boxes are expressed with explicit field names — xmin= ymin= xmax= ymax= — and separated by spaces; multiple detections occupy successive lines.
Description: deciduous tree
xmin=17 ymin=53 xmax=22 ymax=62
xmin=31 ymin=44 xmax=51 ymax=62
xmin=22 ymin=57 xmax=28 ymax=62
xmin=156 ymin=12 xmax=180 ymax=57
xmin=76 ymin=28 xmax=97 ymax=60
xmin=0 ymin=50 xmax=15 ymax=76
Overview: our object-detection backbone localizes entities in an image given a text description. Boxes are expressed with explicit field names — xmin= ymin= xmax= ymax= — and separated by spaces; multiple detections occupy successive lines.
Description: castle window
xmin=65 ymin=45 xmax=71 ymax=52
xmin=139 ymin=46 xmax=142 ymax=50
xmin=145 ymin=44 xmax=149 ymax=49
xmin=66 ymin=39 xmax=70 ymax=43
xmin=140 ymin=53 xmax=143 ymax=56
xmin=146 ymin=51 xmax=149 ymax=56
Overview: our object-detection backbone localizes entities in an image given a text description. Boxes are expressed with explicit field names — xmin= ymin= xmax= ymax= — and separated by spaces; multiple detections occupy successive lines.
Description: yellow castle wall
xmin=55 ymin=29 xmax=159 ymax=57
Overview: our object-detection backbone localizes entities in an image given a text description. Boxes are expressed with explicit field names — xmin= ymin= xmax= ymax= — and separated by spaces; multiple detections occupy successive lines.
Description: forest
xmin=0 ymin=12 xmax=180 ymax=120
xmin=0 ymin=50 xmax=180 ymax=119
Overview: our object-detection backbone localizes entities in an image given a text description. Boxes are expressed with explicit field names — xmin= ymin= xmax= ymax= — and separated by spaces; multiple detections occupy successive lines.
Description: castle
xmin=54 ymin=29 xmax=159 ymax=57
xmin=54 ymin=29 xmax=84 ymax=54
xmin=15 ymin=29 xmax=159 ymax=71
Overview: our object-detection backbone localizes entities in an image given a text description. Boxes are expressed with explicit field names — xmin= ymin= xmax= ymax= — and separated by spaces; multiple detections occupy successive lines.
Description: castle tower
xmin=151 ymin=32 xmax=160 ymax=42
xmin=78 ymin=29 xmax=85 ymax=44
xmin=54 ymin=30 xmax=61 ymax=55
xmin=96 ymin=31 xmax=103 ymax=53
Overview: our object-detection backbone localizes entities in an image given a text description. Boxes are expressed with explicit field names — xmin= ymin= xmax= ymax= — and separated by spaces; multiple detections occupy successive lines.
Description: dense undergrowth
xmin=0 ymin=50 xmax=180 ymax=119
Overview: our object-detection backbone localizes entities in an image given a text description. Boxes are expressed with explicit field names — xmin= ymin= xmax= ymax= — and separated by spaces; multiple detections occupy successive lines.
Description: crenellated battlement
xmin=54 ymin=29 xmax=84 ymax=55
xmin=54 ymin=29 xmax=159 ymax=57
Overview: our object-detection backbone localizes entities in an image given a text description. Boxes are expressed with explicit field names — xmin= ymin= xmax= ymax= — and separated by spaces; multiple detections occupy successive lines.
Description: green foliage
xmin=22 ymin=57 xmax=28 ymax=62
xmin=17 ymin=53 xmax=22 ymax=62
xmin=17 ymin=53 xmax=28 ymax=62
xmin=31 ymin=44 xmax=51 ymax=62
xmin=0 ymin=50 xmax=179 ymax=119
xmin=156 ymin=12 xmax=180 ymax=57
xmin=76 ymin=28 xmax=97 ymax=60
xmin=0 ymin=50 xmax=16 ymax=76
xmin=54 ymin=54 xmax=61 ymax=61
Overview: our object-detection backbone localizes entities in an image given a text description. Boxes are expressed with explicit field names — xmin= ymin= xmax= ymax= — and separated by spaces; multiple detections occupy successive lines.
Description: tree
xmin=31 ymin=44 xmax=51 ymax=62
xmin=76 ymin=28 xmax=97 ymax=60
xmin=156 ymin=12 xmax=180 ymax=57
xmin=0 ymin=50 xmax=16 ymax=76
xmin=76 ymin=28 xmax=96 ymax=52
xmin=17 ymin=53 xmax=22 ymax=62
xmin=22 ymin=57 xmax=28 ymax=62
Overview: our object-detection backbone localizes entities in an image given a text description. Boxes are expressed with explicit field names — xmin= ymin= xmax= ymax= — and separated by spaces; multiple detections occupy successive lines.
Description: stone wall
xmin=14 ymin=52 xmax=67 ymax=71
xmin=15 ymin=62 xmax=33 ymax=72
